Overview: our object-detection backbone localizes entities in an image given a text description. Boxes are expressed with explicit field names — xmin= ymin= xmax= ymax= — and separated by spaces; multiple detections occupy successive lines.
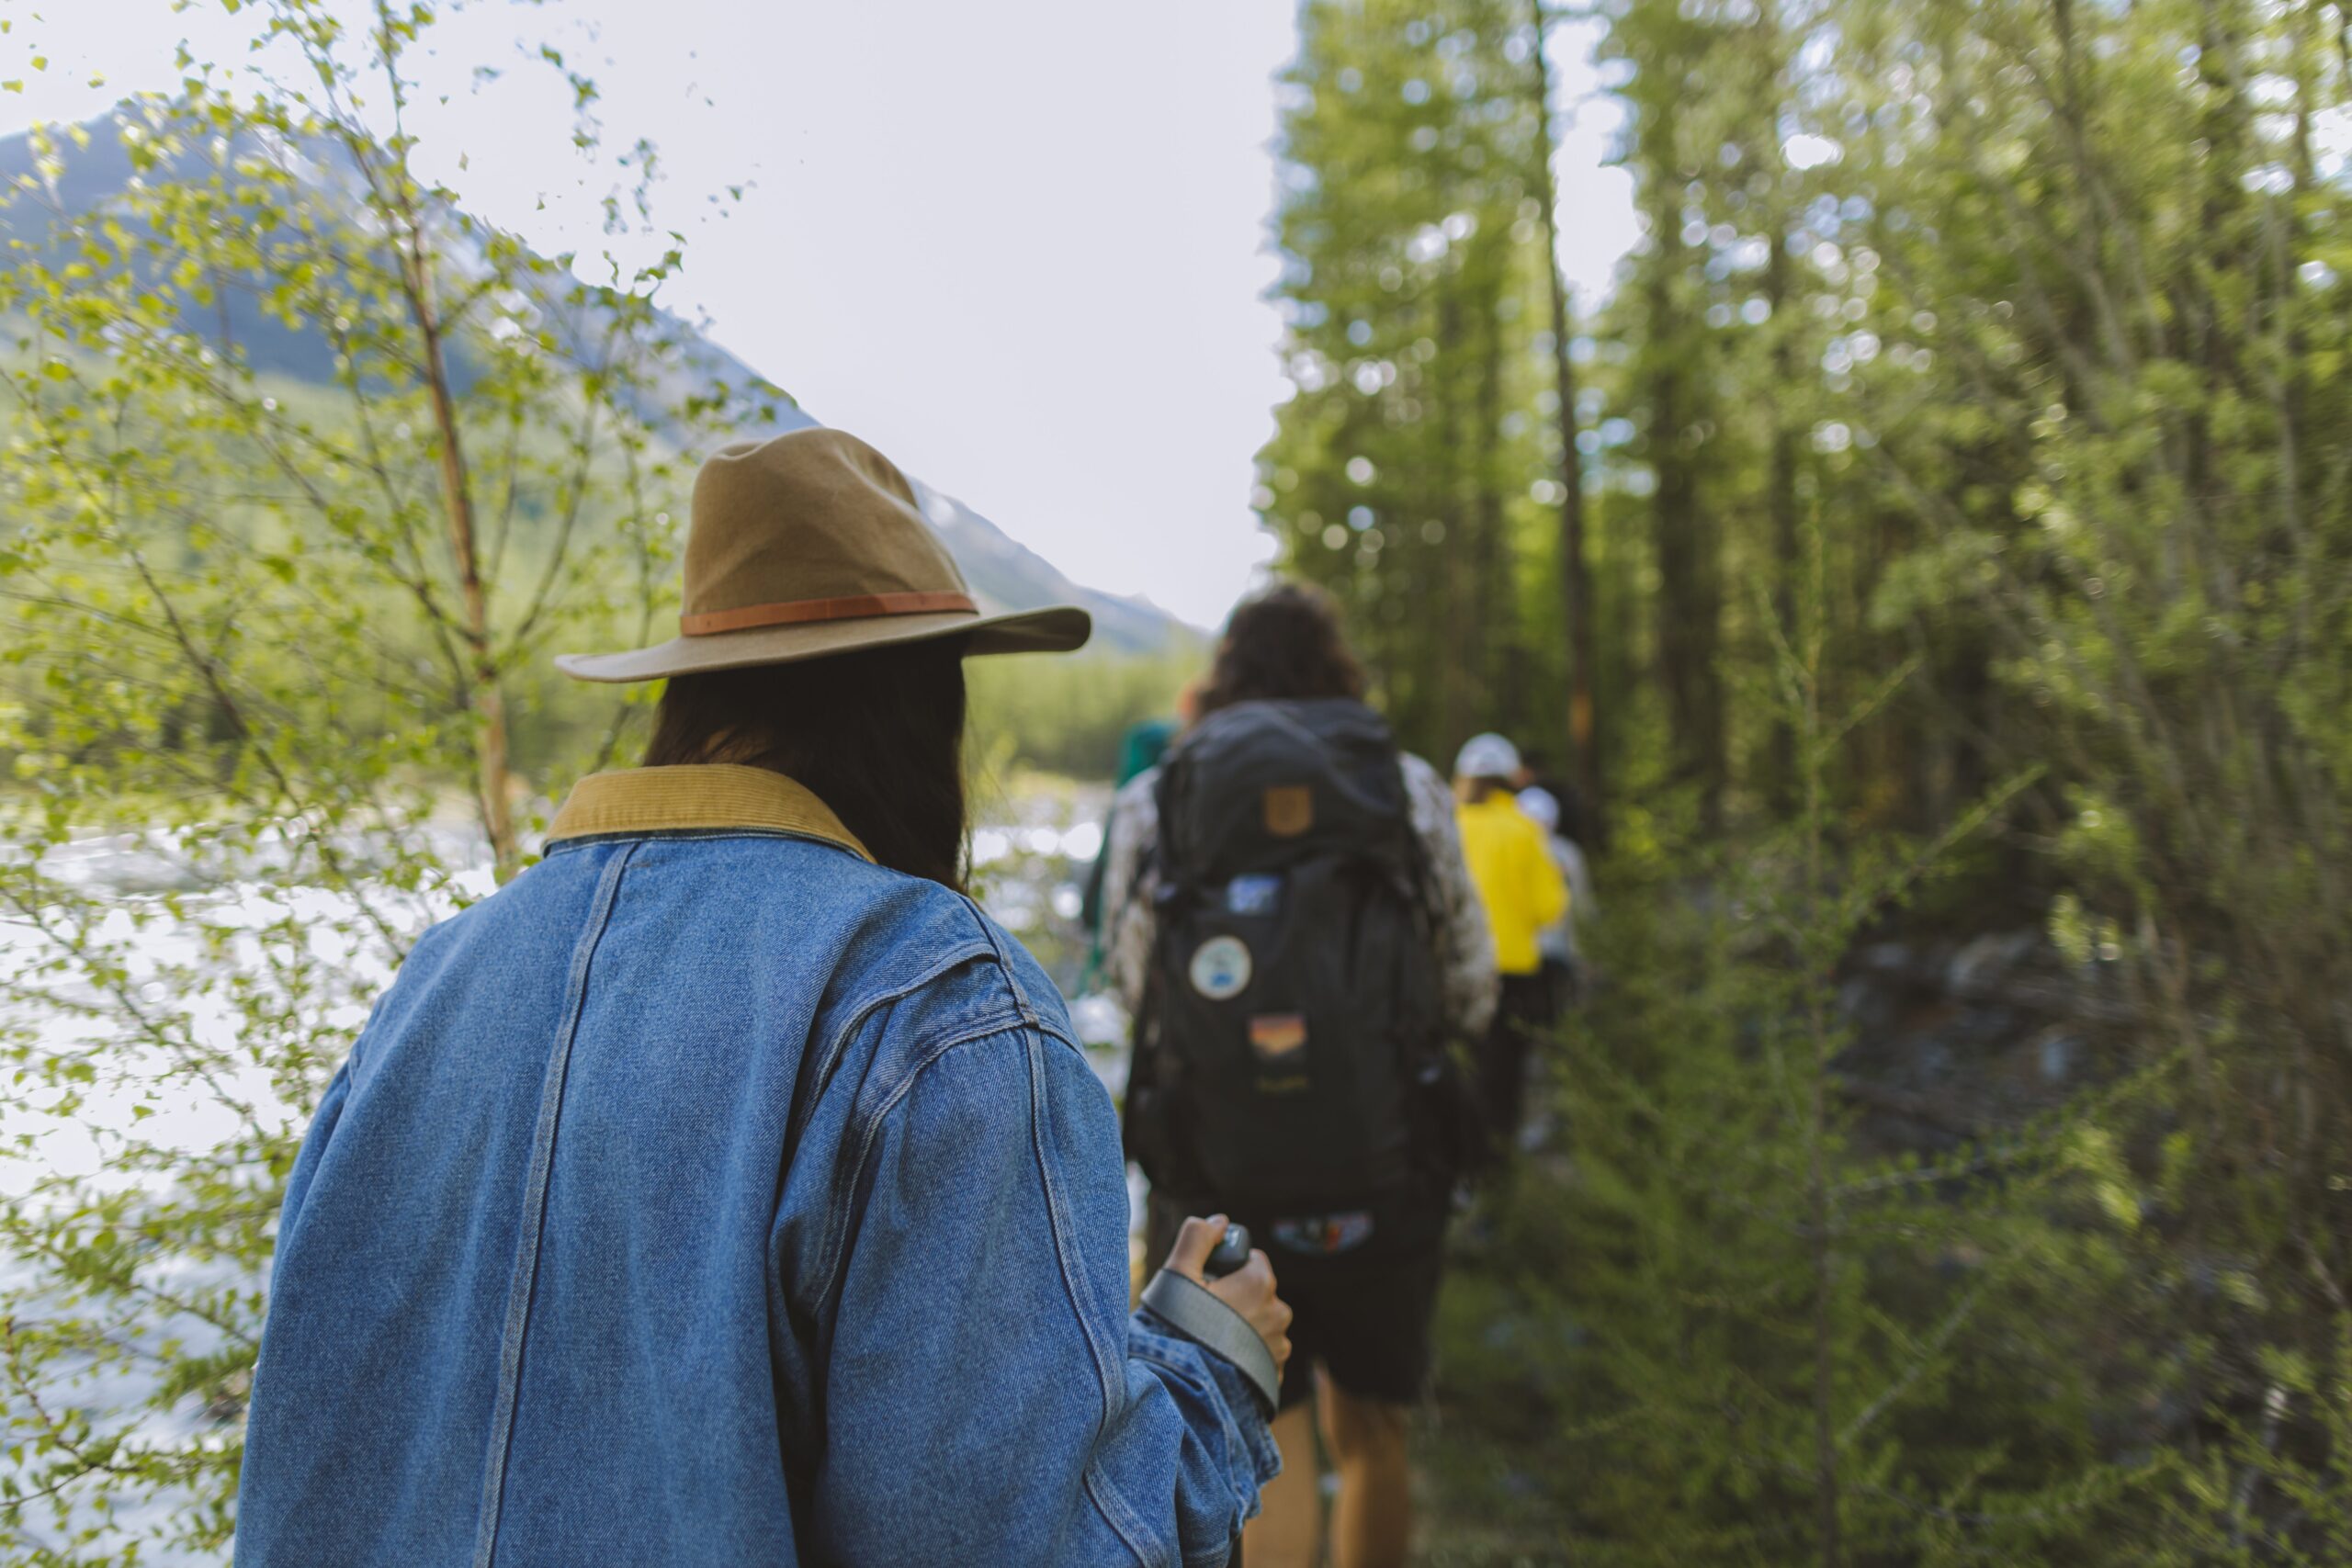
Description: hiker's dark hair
xmin=1194 ymin=581 xmax=1367 ymax=717
xmin=641 ymin=637 xmax=969 ymax=891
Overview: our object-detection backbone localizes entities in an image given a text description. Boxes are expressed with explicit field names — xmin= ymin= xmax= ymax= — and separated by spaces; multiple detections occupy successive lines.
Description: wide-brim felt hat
xmin=558 ymin=427 xmax=1091 ymax=682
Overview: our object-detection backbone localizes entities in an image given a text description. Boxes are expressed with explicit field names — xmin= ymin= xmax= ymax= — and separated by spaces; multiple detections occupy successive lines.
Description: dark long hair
xmin=1193 ymin=582 xmax=1367 ymax=718
xmin=641 ymin=637 xmax=970 ymax=890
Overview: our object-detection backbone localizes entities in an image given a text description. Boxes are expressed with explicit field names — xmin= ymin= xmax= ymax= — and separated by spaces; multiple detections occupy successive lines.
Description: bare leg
xmin=1244 ymin=1402 xmax=1325 ymax=1568
xmin=1319 ymin=1373 xmax=1412 ymax=1568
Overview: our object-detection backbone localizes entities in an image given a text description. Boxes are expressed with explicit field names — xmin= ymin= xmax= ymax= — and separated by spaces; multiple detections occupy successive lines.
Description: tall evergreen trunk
xmin=1472 ymin=276 xmax=1509 ymax=735
xmin=1439 ymin=290 xmax=1477 ymax=755
xmin=1639 ymin=116 xmax=1724 ymax=829
xmin=1765 ymin=211 xmax=1802 ymax=811
xmin=1529 ymin=0 xmax=1604 ymax=839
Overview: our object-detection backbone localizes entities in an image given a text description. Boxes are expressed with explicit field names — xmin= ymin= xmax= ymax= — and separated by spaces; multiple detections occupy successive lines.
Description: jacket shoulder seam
xmin=954 ymin=896 xmax=1091 ymax=1052
xmin=795 ymin=939 xmax=999 ymax=1136
xmin=810 ymin=1015 xmax=1030 ymax=1303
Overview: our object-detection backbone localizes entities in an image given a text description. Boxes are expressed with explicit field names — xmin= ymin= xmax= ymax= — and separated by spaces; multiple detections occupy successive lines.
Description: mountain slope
xmin=0 ymin=107 xmax=1199 ymax=655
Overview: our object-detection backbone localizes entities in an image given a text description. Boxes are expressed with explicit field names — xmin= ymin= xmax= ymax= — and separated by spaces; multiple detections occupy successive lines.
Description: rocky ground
xmin=1829 ymin=927 xmax=2131 ymax=1155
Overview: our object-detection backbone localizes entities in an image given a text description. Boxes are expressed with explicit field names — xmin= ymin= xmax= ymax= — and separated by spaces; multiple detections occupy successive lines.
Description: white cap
xmin=1517 ymin=785 xmax=1561 ymax=832
xmin=1454 ymin=731 xmax=1521 ymax=782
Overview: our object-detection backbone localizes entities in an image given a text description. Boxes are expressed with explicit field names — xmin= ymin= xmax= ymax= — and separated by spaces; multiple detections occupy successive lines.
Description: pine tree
xmin=1261 ymin=0 xmax=1556 ymax=762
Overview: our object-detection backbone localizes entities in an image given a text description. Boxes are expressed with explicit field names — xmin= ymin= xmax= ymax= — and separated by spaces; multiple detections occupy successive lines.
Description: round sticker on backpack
xmin=1188 ymin=935 xmax=1253 ymax=1000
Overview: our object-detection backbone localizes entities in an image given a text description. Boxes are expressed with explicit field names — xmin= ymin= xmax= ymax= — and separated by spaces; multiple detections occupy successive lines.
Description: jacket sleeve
xmin=1400 ymin=754 xmax=1500 ymax=1037
xmin=812 ymin=1022 xmax=1277 ymax=1567
xmin=269 ymin=1058 xmax=354 ymax=1254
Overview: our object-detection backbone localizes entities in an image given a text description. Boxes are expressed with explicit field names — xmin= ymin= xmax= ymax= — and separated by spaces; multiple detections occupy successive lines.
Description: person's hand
xmin=1165 ymin=1213 xmax=1293 ymax=1373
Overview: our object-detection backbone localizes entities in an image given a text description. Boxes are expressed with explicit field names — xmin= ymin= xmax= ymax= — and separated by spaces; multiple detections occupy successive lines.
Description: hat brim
xmin=556 ymin=604 xmax=1092 ymax=683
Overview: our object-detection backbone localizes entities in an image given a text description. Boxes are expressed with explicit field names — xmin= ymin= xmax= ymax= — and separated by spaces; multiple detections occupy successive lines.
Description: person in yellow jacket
xmin=1453 ymin=732 xmax=1570 ymax=1152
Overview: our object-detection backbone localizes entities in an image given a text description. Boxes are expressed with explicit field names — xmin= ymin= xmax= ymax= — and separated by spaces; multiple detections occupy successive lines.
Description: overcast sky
xmin=1 ymin=0 xmax=1635 ymax=627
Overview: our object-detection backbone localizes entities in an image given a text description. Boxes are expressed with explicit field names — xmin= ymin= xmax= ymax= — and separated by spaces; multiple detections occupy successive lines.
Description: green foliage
xmin=1254 ymin=0 xmax=2352 ymax=1558
xmin=2145 ymin=1323 xmax=2352 ymax=1565
xmin=0 ymin=3 xmax=774 ymax=1555
xmin=967 ymin=649 xmax=1194 ymax=782
xmin=1259 ymin=0 xmax=1566 ymax=763
xmin=1428 ymin=542 xmax=2176 ymax=1563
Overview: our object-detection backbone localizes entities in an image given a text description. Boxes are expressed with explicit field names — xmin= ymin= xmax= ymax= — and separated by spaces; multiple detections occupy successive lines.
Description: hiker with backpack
xmin=1452 ymin=734 xmax=1571 ymax=1156
xmin=1101 ymin=583 xmax=1499 ymax=1568
xmin=234 ymin=429 xmax=1291 ymax=1567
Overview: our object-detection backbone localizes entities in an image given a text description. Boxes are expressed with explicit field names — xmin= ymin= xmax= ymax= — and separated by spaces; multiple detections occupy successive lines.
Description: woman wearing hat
xmin=233 ymin=429 xmax=1289 ymax=1566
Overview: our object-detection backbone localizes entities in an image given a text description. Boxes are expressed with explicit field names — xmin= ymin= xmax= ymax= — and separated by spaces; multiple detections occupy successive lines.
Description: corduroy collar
xmin=544 ymin=764 xmax=872 ymax=862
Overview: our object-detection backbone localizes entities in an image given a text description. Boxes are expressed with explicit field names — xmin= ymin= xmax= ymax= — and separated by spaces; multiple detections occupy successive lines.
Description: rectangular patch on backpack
xmin=1225 ymin=874 xmax=1283 ymax=917
xmin=1249 ymin=1013 xmax=1307 ymax=1062
xmin=1262 ymin=784 xmax=1314 ymax=838
xmin=1250 ymin=1014 xmax=1309 ymax=1093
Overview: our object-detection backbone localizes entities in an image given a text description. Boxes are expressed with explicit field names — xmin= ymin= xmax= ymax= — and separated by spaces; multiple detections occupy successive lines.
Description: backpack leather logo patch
xmin=1248 ymin=1013 xmax=1307 ymax=1062
xmin=1262 ymin=784 xmax=1314 ymax=838
xmin=1250 ymin=1013 xmax=1310 ymax=1094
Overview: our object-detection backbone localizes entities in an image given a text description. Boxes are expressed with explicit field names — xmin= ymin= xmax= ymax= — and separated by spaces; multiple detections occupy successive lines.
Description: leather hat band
xmin=681 ymin=590 xmax=978 ymax=637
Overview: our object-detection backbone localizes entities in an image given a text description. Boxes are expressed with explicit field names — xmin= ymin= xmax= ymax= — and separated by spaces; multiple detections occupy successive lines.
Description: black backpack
xmin=1126 ymin=698 xmax=1449 ymax=1213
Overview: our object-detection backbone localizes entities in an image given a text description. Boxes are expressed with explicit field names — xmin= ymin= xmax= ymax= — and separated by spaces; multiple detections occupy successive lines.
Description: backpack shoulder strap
xmin=1150 ymin=740 xmax=1193 ymax=888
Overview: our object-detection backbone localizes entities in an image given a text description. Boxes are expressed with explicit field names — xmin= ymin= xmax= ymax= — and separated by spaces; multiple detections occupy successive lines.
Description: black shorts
xmin=1147 ymin=1186 xmax=1446 ymax=1411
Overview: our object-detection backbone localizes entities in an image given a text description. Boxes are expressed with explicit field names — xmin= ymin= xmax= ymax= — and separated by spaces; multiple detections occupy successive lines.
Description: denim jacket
xmin=235 ymin=765 xmax=1278 ymax=1567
